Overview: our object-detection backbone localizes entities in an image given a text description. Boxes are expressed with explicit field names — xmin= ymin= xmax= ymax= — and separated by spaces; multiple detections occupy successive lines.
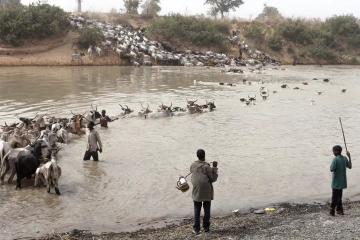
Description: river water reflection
xmin=0 ymin=66 xmax=360 ymax=239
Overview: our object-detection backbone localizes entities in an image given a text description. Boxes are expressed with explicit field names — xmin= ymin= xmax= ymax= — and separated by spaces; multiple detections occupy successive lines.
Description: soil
xmin=39 ymin=201 xmax=360 ymax=240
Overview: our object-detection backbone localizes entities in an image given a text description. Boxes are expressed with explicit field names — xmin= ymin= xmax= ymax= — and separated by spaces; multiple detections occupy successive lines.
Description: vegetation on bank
xmin=237 ymin=6 xmax=360 ymax=63
xmin=146 ymin=13 xmax=231 ymax=53
xmin=0 ymin=2 xmax=69 ymax=46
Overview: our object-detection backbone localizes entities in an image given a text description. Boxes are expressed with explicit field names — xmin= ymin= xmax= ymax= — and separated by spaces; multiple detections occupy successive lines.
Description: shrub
xmin=346 ymin=56 xmax=358 ymax=65
xmin=243 ymin=22 xmax=265 ymax=43
xmin=77 ymin=28 xmax=105 ymax=49
xmin=348 ymin=34 xmax=360 ymax=48
xmin=325 ymin=14 xmax=360 ymax=37
xmin=267 ymin=34 xmax=282 ymax=51
xmin=279 ymin=19 xmax=313 ymax=45
xmin=146 ymin=13 xmax=230 ymax=53
xmin=0 ymin=2 xmax=69 ymax=45
xmin=309 ymin=45 xmax=337 ymax=61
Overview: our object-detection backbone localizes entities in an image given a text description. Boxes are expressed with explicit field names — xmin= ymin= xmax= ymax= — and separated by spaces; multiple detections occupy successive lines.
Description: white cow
xmin=35 ymin=150 xmax=62 ymax=195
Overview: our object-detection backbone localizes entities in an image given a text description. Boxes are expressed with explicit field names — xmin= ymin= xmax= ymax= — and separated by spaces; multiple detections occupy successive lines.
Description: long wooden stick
xmin=339 ymin=117 xmax=348 ymax=152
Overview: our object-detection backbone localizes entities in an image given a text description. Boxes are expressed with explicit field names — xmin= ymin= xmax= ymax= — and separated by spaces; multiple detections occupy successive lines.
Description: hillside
xmin=0 ymin=13 xmax=359 ymax=66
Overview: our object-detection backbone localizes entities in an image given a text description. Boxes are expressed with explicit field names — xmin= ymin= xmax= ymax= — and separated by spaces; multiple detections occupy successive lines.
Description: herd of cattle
xmin=69 ymin=15 xmax=281 ymax=67
xmin=0 ymin=100 xmax=216 ymax=194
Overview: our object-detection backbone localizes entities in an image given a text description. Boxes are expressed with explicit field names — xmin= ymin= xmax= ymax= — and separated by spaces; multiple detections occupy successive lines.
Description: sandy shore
xmin=39 ymin=200 xmax=360 ymax=240
xmin=0 ymin=31 xmax=131 ymax=67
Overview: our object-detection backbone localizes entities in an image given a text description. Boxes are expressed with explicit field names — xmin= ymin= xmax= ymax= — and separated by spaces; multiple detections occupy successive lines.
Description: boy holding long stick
xmin=329 ymin=145 xmax=352 ymax=216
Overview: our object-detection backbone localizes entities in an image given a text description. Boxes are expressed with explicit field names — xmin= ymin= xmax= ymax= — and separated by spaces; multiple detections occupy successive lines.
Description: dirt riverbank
xmin=39 ymin=201 xmax=360 ymax=240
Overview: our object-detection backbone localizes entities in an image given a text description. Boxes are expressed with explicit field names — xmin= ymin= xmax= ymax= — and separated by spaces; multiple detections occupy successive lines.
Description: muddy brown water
xmin=0 ymin=66 xmax=360 ymax=239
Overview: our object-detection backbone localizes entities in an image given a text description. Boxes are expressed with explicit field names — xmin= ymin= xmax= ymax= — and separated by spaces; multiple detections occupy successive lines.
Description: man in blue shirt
xmin=329 ymin=145 xmax=352 ymax=216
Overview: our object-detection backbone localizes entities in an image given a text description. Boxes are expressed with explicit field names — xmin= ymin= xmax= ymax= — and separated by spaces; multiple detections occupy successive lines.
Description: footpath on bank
xmin=40 ymin=201 xmax=360 ymax=240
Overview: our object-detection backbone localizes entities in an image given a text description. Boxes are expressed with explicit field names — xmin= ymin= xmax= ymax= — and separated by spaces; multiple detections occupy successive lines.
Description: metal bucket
xmin=176 ymin=177 xmax=190 ymax=193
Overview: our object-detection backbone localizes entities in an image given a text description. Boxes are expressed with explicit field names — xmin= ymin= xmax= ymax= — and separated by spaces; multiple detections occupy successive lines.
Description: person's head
xmin=197 ymin=149 xmax=205 ymax=161
xmin=101 ymin=110 xmax=106 ymax=116
xmin=333 ymin=145 xmax=342 ymax=156
xmin=87 ymin=121 xmax=95 ymax=130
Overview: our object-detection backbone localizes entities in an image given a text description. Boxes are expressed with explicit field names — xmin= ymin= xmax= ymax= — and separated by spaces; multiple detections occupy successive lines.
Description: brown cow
xmin=70 ymin=111 xmax=87 ymax=135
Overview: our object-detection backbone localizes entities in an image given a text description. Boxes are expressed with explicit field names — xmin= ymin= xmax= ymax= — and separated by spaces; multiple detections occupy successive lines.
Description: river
xmin=0 ymin=65 xmax=359 ymax=239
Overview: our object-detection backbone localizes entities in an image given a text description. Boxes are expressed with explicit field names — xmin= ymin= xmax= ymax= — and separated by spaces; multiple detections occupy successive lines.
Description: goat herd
xmin=69 ymin=15 xmax=281 ymax=67
xmin=0 ymin=100 xmax=216 ymax=195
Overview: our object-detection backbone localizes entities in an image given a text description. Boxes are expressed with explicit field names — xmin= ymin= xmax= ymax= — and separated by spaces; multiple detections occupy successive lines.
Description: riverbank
xmin=39 ymin=200 xmax=360 ymax=240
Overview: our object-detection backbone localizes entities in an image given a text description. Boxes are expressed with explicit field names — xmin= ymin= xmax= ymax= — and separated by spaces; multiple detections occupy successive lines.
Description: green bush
xmin=348 ymin=34 xmax=360 ymax=48
xmin=309 ymin=45 xmax=337 ymax=61
xmin=325 ymin=14 xmax=360 ymax=37
xmin=243 ymin=22 xmax=265 ymax=43
xmin=346 ymin=56 xmax=358 ymax=65
xmin=147 ymin=14 xmax=230 ymax=53
xmin=0 ymin=2 xmax=69 ymax=45
xmin=279 ymin=19 xmax=313 ymax=45
xmin=77 ymin=27 xmax=105 ymax=49
xmin=267 ymin=34 xmax=282 ymax=51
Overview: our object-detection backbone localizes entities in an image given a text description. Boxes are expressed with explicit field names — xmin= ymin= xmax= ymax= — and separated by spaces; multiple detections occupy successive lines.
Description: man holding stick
xmin=329 ymin=145 xmax=352 ymax=216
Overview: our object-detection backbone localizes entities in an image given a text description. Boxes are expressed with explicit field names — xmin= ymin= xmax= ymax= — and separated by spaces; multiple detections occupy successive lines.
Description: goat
xmin=71 ymin=52 xmax=85 ymax=64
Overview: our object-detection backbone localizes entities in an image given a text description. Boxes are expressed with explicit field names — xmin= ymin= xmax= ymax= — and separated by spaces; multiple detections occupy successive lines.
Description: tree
xmin=0 ymin=0 xmax=21 ymax=9
xmin=75 ymin=0 xmax=82 ymax=12
xmin=123 ymin=0 xmax=142 ymax=14
xmin=256 ymin=4 xmax=282 ymax=20
xmin=141 ymin=0 xmax=161 ymax=16
xmin=204 ymin=0 xmax=244 ymax=19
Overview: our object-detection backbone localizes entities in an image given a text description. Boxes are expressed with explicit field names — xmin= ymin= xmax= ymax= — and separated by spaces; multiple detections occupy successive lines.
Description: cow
xmin=14 ymin=141 xmax=47 ymax=189
xmin=248 ymin=94 xmax=256 ymax=102
xmin=119 ymin=104 xmax=134 ymax=116
xmin=86 ymin=104 xmax=101 ymax=123
xmin=186 ymin=98 xmax=197 ymax=108
xmin=70 ymin=110 xmax=87 ymax=135
xmin=205 ymin=101 xmax=216 ymax=111
xmin=159 ymin=102 xmax=173 ymax=116
xmin=35 ymin=149 xmax=62 ymax=195
xmin=138 ymin=103 xmax=152 ymax=119
xmin=316 ymin=91 xmax=324 ymax=95
xmin=56 ymin=128 xmax=69 ymax=144
xmin=71 ymin=52 xmax=85 ymax=63
xmin=281 ymin=84 xmax=288 ymax=88
xmin=19 ymin=114 xmax=38 ymax=128
xmin=260 ymin=92 xmax=269 ymax=100
xmin=1 ymin=140 xmax=48 ymax=184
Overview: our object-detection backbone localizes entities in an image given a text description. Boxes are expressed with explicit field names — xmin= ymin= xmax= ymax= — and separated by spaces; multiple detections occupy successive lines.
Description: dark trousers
xmin=83 ymin=150 xmax=98 ymax=161
xmin=193 ymin=201 xmax=211 ymax=232
xmin=330 ymin=189 xmax=343 ymax=213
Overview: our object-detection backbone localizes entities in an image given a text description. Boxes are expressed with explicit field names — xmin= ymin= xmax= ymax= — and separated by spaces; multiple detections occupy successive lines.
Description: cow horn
xmin=119 ymin=104 xmax=124 ymax=110
xmin=125 ymin=105 xmax=129 ymax=109
xmin=5 ymin=122 xmax=8 ymax=127
xmin=147 ymin=103 xmax=149 ymax=109
xmin=140 ymin=102 xmax=145 ymax=109
xmin=81 ymin=110 xmax=87 ymax=116
xmin=186 ymin=98 xmax=190 ymax=103
xmin=170 ymin=102 xmax=172 ymax=108
xmin=71 ymin=110 xmax=76 ymax=116
xmin=194 ymin=99 xmax=197 ymax=102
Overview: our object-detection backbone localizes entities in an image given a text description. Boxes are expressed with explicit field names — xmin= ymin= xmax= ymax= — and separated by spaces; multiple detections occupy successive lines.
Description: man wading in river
xmin=190 ymin=149 xmax=218 ymax=234
xmin=329 ymin=145 xmax=352 ymax=216
xmin=83 ymin=121 xmax=102 ymax=161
